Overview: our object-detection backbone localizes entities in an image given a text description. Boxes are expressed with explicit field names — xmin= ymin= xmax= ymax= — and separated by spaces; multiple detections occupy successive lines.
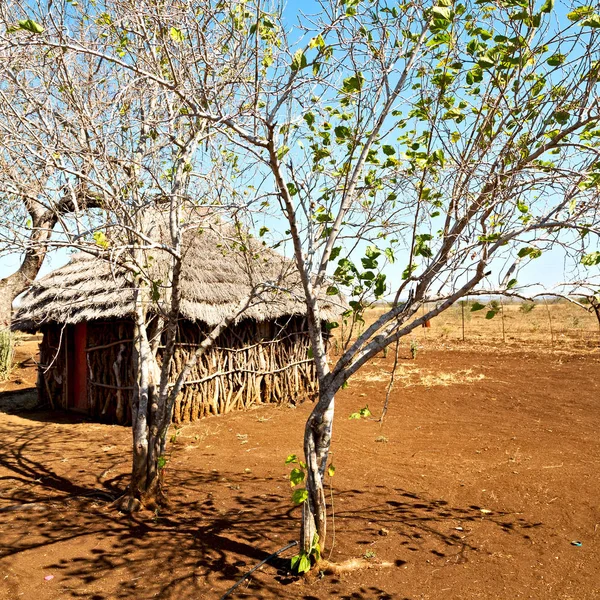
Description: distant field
xmin=332 ymin=299 xmax=600 ymax=354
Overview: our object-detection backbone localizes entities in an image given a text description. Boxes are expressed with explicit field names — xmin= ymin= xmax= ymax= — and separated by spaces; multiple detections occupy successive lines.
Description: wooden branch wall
xmin=38 ymin=316 xmax=319 ymax=425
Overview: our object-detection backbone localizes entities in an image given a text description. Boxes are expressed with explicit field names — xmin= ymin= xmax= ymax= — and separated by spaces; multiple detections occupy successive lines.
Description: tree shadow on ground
xmin=0 ymin=387 xmax=40 ymax=413
xmin=0 ymin=415 xmax=543 ymax=599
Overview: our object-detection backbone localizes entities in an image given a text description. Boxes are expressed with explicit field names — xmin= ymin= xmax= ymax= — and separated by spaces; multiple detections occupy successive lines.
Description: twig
xmin=379 ymin=337 xmax=401 ymax=424
xmin=219 ymin=540 xmax=298 ymax=599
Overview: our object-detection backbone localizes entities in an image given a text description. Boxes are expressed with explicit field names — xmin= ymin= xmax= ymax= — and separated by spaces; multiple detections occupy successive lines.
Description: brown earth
xmin=1 ymin=337 xmax=599 ymax=599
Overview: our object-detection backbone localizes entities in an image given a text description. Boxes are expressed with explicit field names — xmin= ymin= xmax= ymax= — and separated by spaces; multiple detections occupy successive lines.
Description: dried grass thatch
xmin=14 ymin=211 xmax=344 ymax=331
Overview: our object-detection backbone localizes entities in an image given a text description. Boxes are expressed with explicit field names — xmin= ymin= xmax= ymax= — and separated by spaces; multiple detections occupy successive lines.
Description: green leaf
xmin=286 ymin=182 xmax=298 ymax=196
xmin=382 ymin=145 xmax=396 ymax=156
xmin=581 ymin=14 xmax=600 ymax=27
xmin=477 ymin=54 xmax=495 ymax=69
xmin=290 ymin=468 xmax=305 ymax=487
xmin=553 ymin=110 xmax=570 ymax=125
xmin=567 ymin=5 xmax=594 ymax=21
xmin=471 ymin=302 xmax=486 ymax=312
xmin=507 ymin=278 xmax=517 ymax=289
xmin=540 ymin=0 xmax=554 ymax=13
xmin=334 ymin=125 xmax=352 ymax=140
xmin=298 ymin=552 xmax=311 ymax=573
xmin=330 ymin=246 xmax=342 ymax=261
xmin=350 ymin=405 xmax=371 ymax=419
xmin=169 ymin=27 xmax=184 ymax=42
xmin=292 ymin=488 xmax=309 ymax=504
xmin=374 ymin=274 xmax=386 ymax=298
xmin=277 ymin=146 xmax=290 ymax=160
xmin=307 ymin=347 xmax=314 ymax=359
xmin=485 ymin=310 xmax=497 ymax=320
xmin=93 ymin=231 xmax=109 ymax=249
xmin=517 ymin=246 xmax=542 ymax=259
xmin=431 ymin=6 xmax=452 ymax=20
xmin=581 ymin=251 xmax=600 ymax=266
xmin=328 ymin=464 xmax=336 ymax=477
xmin=342 ymin=72 xmax=364 ymax=94
xmin=304 ymin=112 xmax=315 ymax=127
xmin=326 ymin=285 xmax=339 ymax=296
xmin=291 ymin=49 xmax=308 ymax=72
xmin=17 ymin=19 xmax=44 ymax=34
xmin=546 ymin=54 xmax=565 ymax=66
xmin=157 ymin=456 xmax=167 ymax=470
xmin=285 ymin=454 xmax=298 ymax=464
xmin=290 ymin=555 xmax=300 ymax=572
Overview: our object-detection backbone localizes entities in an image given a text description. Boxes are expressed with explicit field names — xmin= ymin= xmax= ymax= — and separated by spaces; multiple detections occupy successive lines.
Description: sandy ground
xmin=1 ymin=339 xmax=599 ymax=599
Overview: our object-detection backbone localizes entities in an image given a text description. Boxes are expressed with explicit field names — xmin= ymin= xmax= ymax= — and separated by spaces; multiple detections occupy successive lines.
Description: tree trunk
xmin=0 ymin=280 xmax=16 ymax=331
xmin=301 ymin=387 xmax=335 ymax=556
xmin=118 ymin=292 xmax=163 ymax=512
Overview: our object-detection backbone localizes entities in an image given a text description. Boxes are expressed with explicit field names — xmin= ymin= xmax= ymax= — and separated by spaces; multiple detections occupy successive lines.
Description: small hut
xmin=13 ymin=216 xmax=342 ymax=425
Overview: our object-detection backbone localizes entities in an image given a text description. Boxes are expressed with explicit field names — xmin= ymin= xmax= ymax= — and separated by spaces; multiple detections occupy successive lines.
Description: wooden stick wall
xmin=37 ymin=317 xmax=318 ymax=425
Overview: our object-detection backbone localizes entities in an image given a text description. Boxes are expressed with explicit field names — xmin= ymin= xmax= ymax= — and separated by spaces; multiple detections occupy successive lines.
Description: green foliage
xmin=470 ymin=302 xmax=486 ymax=312
xmin=486 ymin=299 xmax=501 ymax=320
xmin=157 ymin=456 xmax=167 ymax=470
xmin=8 ymin=19 xmax=44 ymax=34
xmin=520 ymin=301 xmax=536 ymax=313
xmin=0 ymin=331 xmax=14 ymax=382
xmin=290 ymin=551 xmax=311 ymax=574
xmin=290 ymin=534 xmax=321 ymax=574
xmin=286 ymin=454 xmax=308 ymax=504
xmin=290 ymin=467 xmax=305 ymax=487
xmin=517 ymin=247 xmax=542 ymax=259
xmin=410 ymin=339 xmax=418 ymax=360
xmin=291 ymin=49 xmax=307 ymax=71
xmin=169 ymin=27 xmax=184 ymax=43
xmin=93 ymin=231 xmax=109 ymax=249
xmin=581 ymin=251 xmax=600 ymax=266
xmin=341 ymin=72 xmax=364 ymax=94
xmin=349 ymin=405 xmax=371 ymax=419
xmin=292 ymin=488 xmax=309 ymax=504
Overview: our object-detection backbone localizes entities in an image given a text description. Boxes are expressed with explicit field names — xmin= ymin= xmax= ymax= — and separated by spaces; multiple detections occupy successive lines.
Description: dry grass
xmin=332 ymin=299 xmax=600 ymax=354
xmin=352 ymin=362 xmax=485 ymax=388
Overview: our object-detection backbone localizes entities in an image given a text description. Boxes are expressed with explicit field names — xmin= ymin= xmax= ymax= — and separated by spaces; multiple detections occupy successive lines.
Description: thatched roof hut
xmin=14 ymin=213 xmax=343 ymax=424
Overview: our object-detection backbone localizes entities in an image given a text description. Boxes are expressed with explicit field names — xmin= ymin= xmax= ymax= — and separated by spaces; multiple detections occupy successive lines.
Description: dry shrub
xmin=0 ymin=331 xmax=15 ymax=382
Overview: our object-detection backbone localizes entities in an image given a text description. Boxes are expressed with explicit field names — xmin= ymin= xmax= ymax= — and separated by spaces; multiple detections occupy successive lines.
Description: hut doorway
xmin=66 ymin=323 xmax=88 ymax=413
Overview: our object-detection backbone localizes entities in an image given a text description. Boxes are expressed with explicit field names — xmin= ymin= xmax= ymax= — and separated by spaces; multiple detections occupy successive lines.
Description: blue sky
xmin=1 ymin=0 xmax=599 ymax=293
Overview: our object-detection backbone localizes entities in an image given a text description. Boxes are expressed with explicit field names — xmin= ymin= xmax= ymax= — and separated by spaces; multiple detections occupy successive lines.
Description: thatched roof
xmin=13 ymin=211 xmax=345 ymax=331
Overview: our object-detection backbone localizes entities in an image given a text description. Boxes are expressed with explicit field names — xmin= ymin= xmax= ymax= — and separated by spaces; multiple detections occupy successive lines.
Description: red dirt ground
xmin=1 ymin=341 xmax=599 ymax=599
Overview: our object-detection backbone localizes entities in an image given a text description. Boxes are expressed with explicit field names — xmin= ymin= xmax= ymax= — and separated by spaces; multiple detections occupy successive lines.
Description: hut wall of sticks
xmin=15 ymin=209 xmax=343 ymax=426
xmin=35 ymin=315 xmax=318 ymax=425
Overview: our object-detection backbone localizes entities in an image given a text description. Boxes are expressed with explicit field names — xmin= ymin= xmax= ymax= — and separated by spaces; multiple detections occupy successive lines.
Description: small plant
xmin=285 ymin=454 xmax=334 ymax=574
xmin=291 ymin=533 xmax=321 ymax=574
xmin=0 ymin=331 xmax=14 ymax=382
xmin=410 ymin=339 xmax=418 ymax=360
xmin=520 ymin=301 xmax=535 ymax=314
xmin=363 ymin=549 xmax=376 ymax=560
xmin=169 ymin=427 xmax=182 ymax=445
xmin=349 ymin=405 xmax=371 ymax=419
